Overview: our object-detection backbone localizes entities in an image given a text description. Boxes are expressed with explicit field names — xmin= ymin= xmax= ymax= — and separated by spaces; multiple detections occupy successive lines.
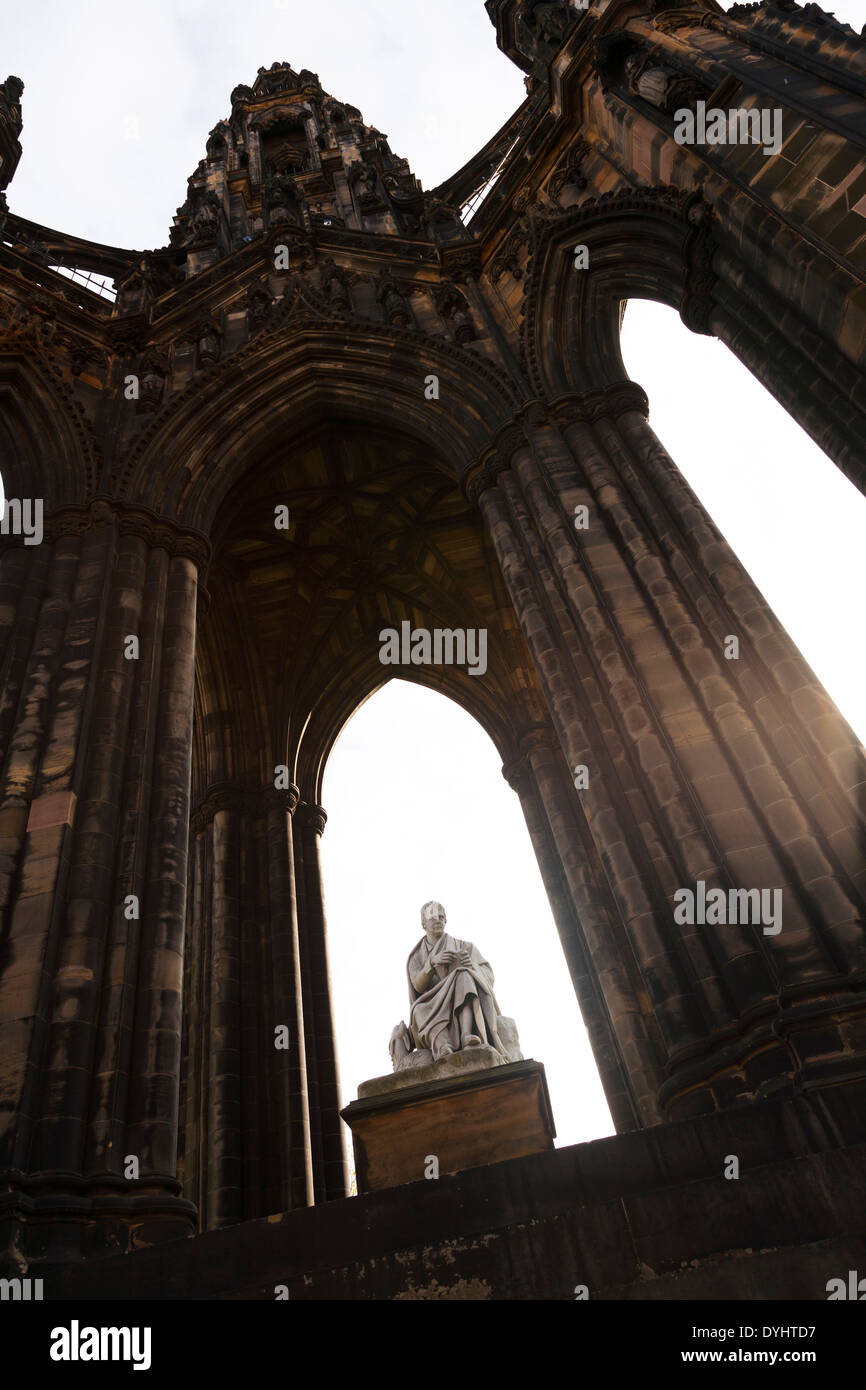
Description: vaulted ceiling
xmin=192 ymin=417 xmax=551 ymax=802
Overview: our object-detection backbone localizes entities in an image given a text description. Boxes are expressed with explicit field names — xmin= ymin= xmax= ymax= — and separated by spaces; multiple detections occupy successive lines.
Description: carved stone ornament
xmin=245 ymin=281 xmax=275 ymax=332
xmin=189 ymin=189 xmax=223 ymax=248
xmin=196 ymin=316 xmax=223 ymax=366
xmin=351 ymin=159 xmax=386 ymax=212
xmin=377 ymin=274 xmax=412 ymax=327
xmin=319 ymin=258 xmax=353 ymax=311
xmin=434 ymin=283 xmax=477 ymax=344
xmin=0 ymin=75 xmax=24 ymax=137
xmin=137 ymin=346 xmax=168 ymax=410
xmin=548 ymin=141 xmax=590 ymax=201
xmin=264 ymin=170 xmax=306 ymax=230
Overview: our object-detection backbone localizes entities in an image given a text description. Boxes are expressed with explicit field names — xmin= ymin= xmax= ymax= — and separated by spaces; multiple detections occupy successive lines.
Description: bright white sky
xmin=4 ymin=1 xmax=865 ymax=1159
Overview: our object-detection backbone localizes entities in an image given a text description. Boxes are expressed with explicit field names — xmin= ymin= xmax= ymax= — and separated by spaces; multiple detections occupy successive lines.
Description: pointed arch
xmin=525 ymin=187 xmax=866 ymax=492
xmin=0 ymin=354 xmax=97 ymax=505
xmin=118 ymin=288 xmax=527 ymax=530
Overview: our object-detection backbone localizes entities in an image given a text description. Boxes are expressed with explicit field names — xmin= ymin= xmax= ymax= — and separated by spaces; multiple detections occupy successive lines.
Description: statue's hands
xmin=438 ymin=947 xmax=471 ymax=968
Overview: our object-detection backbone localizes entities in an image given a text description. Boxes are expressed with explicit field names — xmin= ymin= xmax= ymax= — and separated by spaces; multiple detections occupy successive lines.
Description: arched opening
xmin=621 ymin=299 xmax=866 ymax=747
xmin=321 ymin=678 xmax=615 ymax=1181
xmin=182 ymin=405 xmax=626 ymax=1224
xmin=527 ymin=189 xmax=866 ymax=496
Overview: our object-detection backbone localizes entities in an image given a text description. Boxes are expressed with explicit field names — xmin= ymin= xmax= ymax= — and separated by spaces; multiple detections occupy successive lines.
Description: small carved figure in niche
xmin=0 ymin=75 xmax=24 ymax=136
xmin=435 ymin=284 xmax=477 ymax=344
xmin=377 ymin=275 xmax=412 ymax=327
xmin=115 ymin=254 xmax=159 ymax=317
xmin=190 ymin=189 xmax=222 ymax=247
xmin=320 ymin=258 xmax=351 ymax=310
xmin=138 ymin=348 xmax=166 ymax=409
xmin=264 ymin=171 xmax=305 ymax=228
xmin=623 ymin=52 xmax=707 ymax=115
xmin=516 ymin=0 xmax=571 ymax=57
xmin=196 ymin=317 xmax=222 ymax=366
xmin=245 ymin=283 xmax=273 ymax=332
xmin=532 ymin=0 xmax=573 ymax=44
xmin=353 ymin=160 xmax=384 ymax=212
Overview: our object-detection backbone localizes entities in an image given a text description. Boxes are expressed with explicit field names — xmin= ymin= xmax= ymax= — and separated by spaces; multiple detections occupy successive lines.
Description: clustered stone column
xmin=503 ymin=725 xmax=655 ymax=1130
xmin=471 ymin=387 xmax=866 ymax=1120
xmin=182 ymin=783 xmax=314 ymax=1228
xmin=0 ymin=500 xmax=204 ymax=1265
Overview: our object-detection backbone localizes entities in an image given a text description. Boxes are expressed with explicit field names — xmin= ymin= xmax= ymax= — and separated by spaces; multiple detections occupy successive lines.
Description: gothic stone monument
xmin=1 ymin=0 xmax=865 ymax=1297
xmin=341 ymin=902 xmax=554 ymax=1192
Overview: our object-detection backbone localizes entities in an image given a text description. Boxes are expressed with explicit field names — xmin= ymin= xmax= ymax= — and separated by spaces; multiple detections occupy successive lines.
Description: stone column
xmin=470 ymin=390 xmax=866 ymax=1120
xmin=0 ymin=501 xmax=205 ymax=1270
xmin=294 ymin=803 xmax=348 ymax=1202
xmin=265 ymin=787 xmax=314 ymax=1212
xmin=182 ymin=783 xmax=313 ymax=1227
xmin=203 ymin=799 xmax=242 ymax=1229
xmin=503 ymin=726 xmax=654 ymax=1129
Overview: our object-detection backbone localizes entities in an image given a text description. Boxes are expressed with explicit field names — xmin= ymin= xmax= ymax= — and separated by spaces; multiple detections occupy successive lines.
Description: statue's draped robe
xmin=407 ymin=933 xmax=506 ymax=1058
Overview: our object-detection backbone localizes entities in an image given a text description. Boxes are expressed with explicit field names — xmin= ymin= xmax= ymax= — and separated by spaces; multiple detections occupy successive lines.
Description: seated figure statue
xmin=389 ymin=901 xmax=522 ymax=1073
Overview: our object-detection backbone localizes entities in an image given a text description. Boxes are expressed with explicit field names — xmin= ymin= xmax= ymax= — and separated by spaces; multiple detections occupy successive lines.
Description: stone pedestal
xmin=341 ymin=1058 xmax=555 ymax=1194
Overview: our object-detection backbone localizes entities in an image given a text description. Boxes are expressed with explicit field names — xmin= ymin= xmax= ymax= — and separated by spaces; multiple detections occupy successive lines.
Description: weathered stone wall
xmin=46 ymin=1081 xmax=866 ymax=1299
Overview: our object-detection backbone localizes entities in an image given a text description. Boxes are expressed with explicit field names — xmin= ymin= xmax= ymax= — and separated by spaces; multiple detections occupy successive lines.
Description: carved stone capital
xmin=266 ymin=783 xmax=301 ymax=815
xmin=189 ymin=783 xmax=247 ymax=835
xmin=519 ymin=723 xmax=559 ymax=760
xmin=42 ymin=499 xmax=212 ymax=575
xmin=503 ymin=724 xmax=560 ymax=791
xmin=550 ymin=382 xmax=650 ymax=427
xmin=464 ymin=422 xmax=527 ymax=505
xmin=297 ymin=803 xmax=327 ymax=835
xmin=514 ymin=400 xmax=551 ymax=432
xmin=190 ymin=780 xmax=302 ymax=832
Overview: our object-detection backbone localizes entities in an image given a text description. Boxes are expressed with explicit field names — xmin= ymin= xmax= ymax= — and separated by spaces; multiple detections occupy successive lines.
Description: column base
xmin=0 ymin=1172 xmax=197 ymax=1275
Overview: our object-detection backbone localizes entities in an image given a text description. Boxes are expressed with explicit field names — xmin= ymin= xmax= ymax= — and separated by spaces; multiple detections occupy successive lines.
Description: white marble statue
xmin=389 ymin=901 xmax=522 ymax=1073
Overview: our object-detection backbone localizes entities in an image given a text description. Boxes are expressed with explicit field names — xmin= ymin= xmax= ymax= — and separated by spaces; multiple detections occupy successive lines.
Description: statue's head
xmin=421 ymin=901 xmax=446 ymax=938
